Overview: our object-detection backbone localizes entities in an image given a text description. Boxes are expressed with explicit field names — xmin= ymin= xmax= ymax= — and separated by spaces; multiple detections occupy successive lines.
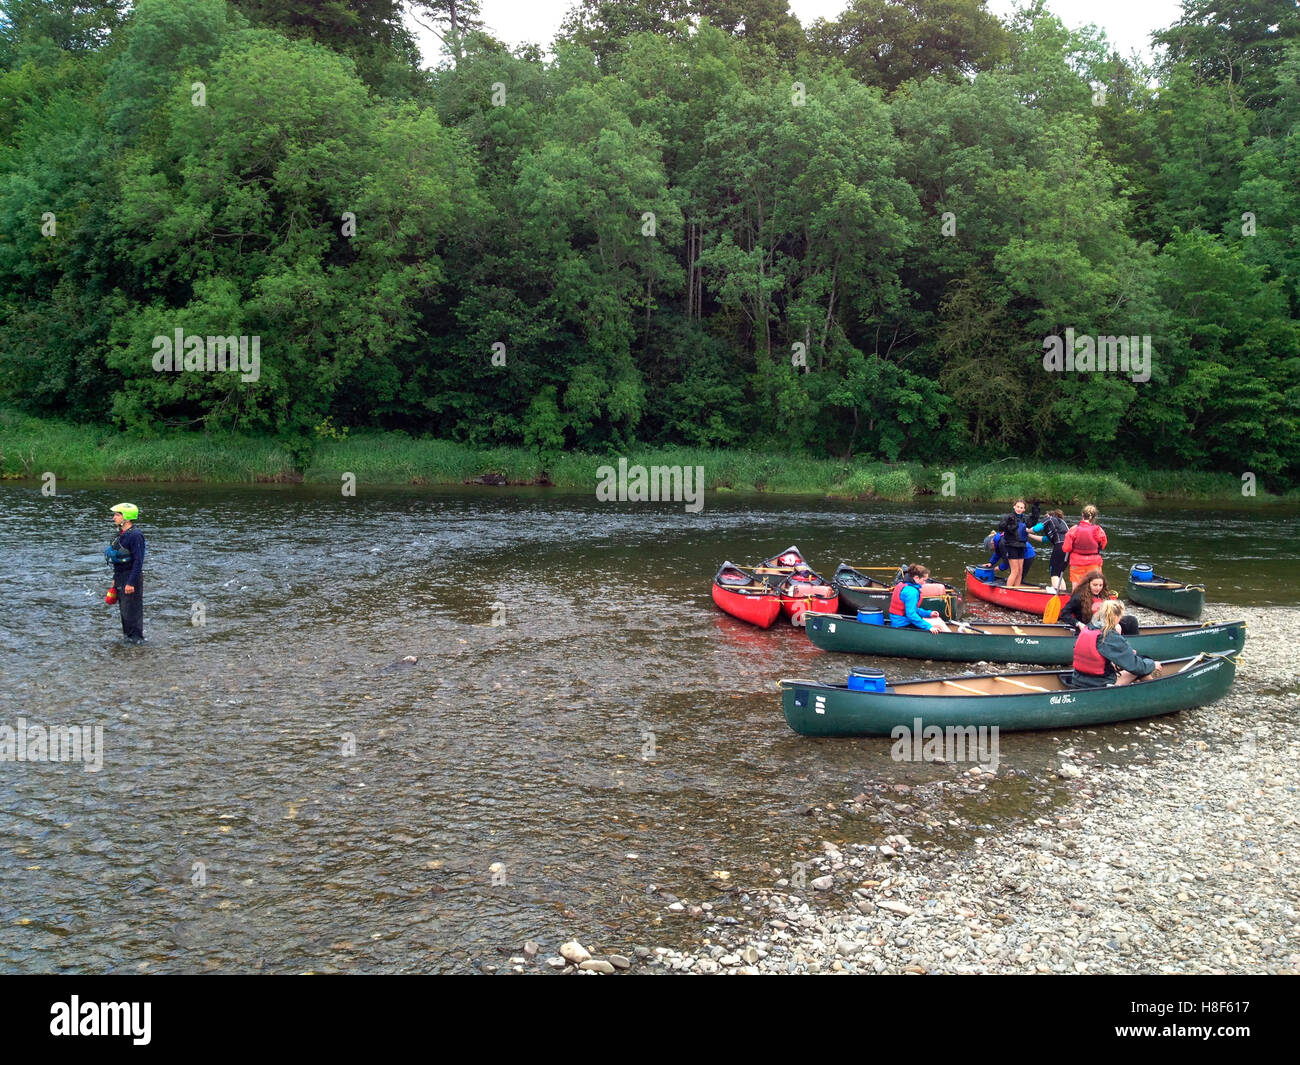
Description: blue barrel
xmin=856 ymin=609 xmax=885 ymax=625
xmin=974 ymin=567 xmax=995 ymax=582
xmin=1130 ymin=564 xmax=1155 ymax=582
xmin=848 ymin=667 xmax=887 ymax=692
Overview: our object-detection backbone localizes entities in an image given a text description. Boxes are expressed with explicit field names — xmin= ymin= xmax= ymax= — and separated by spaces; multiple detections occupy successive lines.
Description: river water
xmin=2 ymin=485 xmax=1298 ymax=972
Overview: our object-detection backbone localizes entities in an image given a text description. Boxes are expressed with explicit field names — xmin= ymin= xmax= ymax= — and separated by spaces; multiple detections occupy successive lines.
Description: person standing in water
xmin=107 ymin=502 xmax=146 ymax=643
xmin=1029 ymin=507 xmax=1070 ymax=591
xmin=1063 ymin=504 xmax=1107 ymax=589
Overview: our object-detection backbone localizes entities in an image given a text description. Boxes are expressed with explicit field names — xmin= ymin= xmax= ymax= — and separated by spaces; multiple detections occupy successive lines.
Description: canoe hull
xmin=712 ymin=582 xmax=782 ymax=628
xmin=1128 ymin=578 xmax=1205 ymax=620
xmin=781 ymin=656 xmax=1238 ymax=737
xmin=780 ymin=590 xmax=839 ymax=625
xmin=965 ymin=566 xmax=1066 ymax=616
xmin=805 ymin=614 xmax=1247 ymax=664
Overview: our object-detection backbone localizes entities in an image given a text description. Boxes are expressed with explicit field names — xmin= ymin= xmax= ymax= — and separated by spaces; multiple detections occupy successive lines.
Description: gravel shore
xmin=555 ymin=605 xmax=1298 ymax=975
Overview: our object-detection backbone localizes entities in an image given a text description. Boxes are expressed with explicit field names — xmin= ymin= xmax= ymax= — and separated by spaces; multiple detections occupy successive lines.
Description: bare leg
xmin=1007 ymin=558 xmax=1024 ymax=587
xmin=929 ymin=617 xmax=952 ymax=633
xmin=1113 ymin=670 xmax=1139 ymax=687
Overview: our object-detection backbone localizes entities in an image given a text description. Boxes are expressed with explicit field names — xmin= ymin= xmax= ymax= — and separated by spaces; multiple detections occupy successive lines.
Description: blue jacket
xmin=114 ymin=526 xmax=146 ymax=587
xmin=890 ymin=582 xmax=934 ymax=631
xmin=987 ymin=531 xmax=1036 ymax=571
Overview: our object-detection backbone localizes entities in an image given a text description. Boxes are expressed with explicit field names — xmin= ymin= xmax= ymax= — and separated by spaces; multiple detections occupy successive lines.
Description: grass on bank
xmin=1 ymin=408 xmax=1291 ymax=504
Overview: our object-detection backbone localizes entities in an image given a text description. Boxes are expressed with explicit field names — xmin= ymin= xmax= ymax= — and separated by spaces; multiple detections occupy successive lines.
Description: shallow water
xmin=2 ymin=485 xmax=1297 ymax=972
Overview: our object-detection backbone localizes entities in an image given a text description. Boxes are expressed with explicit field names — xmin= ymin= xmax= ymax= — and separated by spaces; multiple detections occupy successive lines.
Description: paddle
xmin=1042 ymin=594 xmax=1067 ymax=624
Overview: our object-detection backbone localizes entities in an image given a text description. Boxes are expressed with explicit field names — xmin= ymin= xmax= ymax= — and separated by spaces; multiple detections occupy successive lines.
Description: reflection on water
xmin=2 ymin=486 xmax=1297 ymax=971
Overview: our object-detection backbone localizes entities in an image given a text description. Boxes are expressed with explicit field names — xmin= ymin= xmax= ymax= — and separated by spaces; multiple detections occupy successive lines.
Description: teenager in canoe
xmin=1063 ymin=504 xmax=1107 ymax=588
xmin=1060 ymin=569 xmax=1136 ymax=635
xmin=984 ymin=528 xmax=1038 ymax=583
xmin=1071 ymin=600 xmax=1162 ymax=688
xmin=888 ymin=564 xmax=954 ymax=633
xmin=996 ymin=499 xmax=1031 ymax=587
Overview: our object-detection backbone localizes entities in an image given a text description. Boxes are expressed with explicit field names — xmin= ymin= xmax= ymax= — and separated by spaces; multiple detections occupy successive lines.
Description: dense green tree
xmin=2 ymin=0 xmax=1299 ymax=483
xmin=808 ymin=0 xmax=1009 ymax=92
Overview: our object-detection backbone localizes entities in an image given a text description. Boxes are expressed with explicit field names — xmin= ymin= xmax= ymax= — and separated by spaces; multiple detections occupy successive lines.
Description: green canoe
xmin=780 ymin=653 xmax=1238 ymax=736
xmin=1127 ymin=574 xmax=1206 ymax=620
xmin=805 ymin=613 xmax=1245 ymax=664
xmin=831 ymin=563 xmax=964 ymax=621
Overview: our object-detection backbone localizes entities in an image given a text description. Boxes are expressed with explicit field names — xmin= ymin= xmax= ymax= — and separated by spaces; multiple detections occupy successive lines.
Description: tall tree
xmin=809 ymin=0 xmax=1009 ymax=92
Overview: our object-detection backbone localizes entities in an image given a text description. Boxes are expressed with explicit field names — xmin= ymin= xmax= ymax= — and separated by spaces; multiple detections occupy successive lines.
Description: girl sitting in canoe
xmin=1060 ymin=569 xmax=1137 ymax=635
xmin=1028 ymin=507 xmax=1070 ymax=592
xmin=1071 ymin=600 xmax=1162 ymax=688
xmin=1063 ymin=504 xmax=1107 ymax=588
xmin=888 ymin=564 xmax=953 ymax=633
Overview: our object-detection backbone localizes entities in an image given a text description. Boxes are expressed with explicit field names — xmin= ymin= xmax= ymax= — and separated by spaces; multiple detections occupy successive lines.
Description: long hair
xmin=1073 ymin=568 xmax=1108 ymax=615
xmin=1099 ymin=598 xmax=1125 ymax=638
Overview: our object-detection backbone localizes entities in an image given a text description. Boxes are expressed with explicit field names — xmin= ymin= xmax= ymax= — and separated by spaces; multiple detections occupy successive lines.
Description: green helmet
xmin=111 ymin=502 xmax=139 ymax=521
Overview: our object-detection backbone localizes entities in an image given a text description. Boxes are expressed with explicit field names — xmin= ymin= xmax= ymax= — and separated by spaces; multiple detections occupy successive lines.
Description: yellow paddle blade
xmin=1042 ymin=596 xmax=1064 ymax=624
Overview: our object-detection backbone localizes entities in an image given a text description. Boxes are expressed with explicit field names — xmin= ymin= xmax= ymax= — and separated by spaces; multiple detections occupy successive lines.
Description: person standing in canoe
xmin=996 ymin=499 xmax=1031 ymax=587
xmin=1028 ymin=507 xmax=1070 ymax=592
xmin=1059 ymin=569 xmax=1136 ymax=635
xmin=888 ymin=564 xmax=953 ymax=633
xmin=107 ymin=502 xmax=146 ymax=643
xmin=1063 ymin=504 xmax=1107 ymax=588
xmin=1070 ymin=600 xmax=1161 ymax=688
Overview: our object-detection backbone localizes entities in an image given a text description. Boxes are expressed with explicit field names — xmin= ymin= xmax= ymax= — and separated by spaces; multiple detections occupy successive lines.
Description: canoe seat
xmin=991 ymin=676 xmax=1053 ymax=693
xmin=942 ymin=680 xmax=987 ymax=696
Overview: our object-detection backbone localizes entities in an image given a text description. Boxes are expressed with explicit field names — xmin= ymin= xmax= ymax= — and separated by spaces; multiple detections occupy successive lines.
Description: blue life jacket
xmin=105 ymin=540 xmax=132 ymax=565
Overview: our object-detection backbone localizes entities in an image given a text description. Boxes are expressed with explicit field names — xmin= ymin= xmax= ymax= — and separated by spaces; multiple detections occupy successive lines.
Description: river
xmin=2 ymin=485 xmax=1297 ymax=972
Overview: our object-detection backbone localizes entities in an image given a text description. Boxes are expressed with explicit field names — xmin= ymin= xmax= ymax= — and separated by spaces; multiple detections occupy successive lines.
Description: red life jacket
xmin=1071 ymin=522 xmax=1101 ymax=556
xmin=1073 ymin=628 xmax=1107 ymax=675
xmin=888 ymin=582 xmax=907 ymax=618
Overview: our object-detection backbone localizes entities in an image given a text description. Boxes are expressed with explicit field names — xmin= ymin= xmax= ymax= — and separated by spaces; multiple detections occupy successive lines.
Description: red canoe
xmin=712 ymin=562 xmax=783 ymax=628
xmin=777 ymin=569 xmax=839 ymax=626
xmin=964 ymin=565 xmax=1067 ymax=617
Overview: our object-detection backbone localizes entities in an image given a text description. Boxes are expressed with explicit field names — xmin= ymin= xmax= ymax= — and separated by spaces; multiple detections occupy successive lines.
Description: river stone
xmin=579 ymin=959 xmax=615 ymax=973
xmin=523 ymin=940 xmax=540 ymax=958
xmin=608 ymin=954 xmax=631 ymax=969
xmin=812 ymin=875 xmax=834 ymax=890
xmin=560 ymin=941 xmax=591 ymax=964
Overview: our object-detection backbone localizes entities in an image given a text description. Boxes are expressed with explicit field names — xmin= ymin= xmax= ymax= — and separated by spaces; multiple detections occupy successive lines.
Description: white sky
xmin=409 ymin=1 xmax=1186 ymax=64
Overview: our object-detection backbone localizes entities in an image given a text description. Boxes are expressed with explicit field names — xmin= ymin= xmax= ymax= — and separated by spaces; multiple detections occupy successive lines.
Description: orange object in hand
xmin=105 ymin=585 xmax=118 ymax=605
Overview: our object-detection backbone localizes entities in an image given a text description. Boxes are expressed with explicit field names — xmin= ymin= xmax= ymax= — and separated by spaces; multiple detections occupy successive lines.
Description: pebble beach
xmin=547 ymin=605 xmax=1299 ymax=975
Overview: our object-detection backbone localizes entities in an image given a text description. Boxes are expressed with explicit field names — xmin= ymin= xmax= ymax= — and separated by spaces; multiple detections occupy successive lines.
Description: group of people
xmin=984 ymin=500 xmax=1108 ymax=591
xmin=885 ymin=505 xmax=1162 ymax=685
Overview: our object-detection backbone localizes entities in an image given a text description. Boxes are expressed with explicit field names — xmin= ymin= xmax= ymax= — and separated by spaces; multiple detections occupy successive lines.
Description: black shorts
xmin=1004 ymin=542 xmax=1026 ymax=560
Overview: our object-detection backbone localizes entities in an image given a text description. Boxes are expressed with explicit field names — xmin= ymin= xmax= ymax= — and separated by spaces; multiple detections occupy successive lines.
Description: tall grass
xmin=3 ymin=408 xmax=1291 ymax=502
